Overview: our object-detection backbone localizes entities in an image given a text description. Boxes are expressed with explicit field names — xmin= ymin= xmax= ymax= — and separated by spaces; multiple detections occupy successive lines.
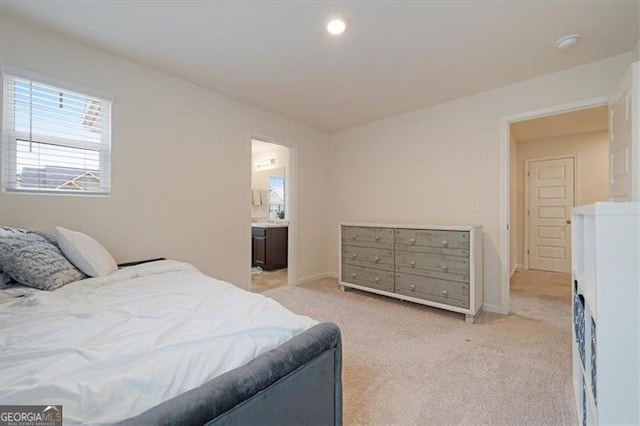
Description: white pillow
xmin=56 ymin=226 xmax=117 ymax=277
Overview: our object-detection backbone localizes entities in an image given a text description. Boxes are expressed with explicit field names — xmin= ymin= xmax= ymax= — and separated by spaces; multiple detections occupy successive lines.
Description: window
xmin=2 ymin=69 xmax=112 ymax=195
xmin=268 ymin=175 xmax=285 ymax=220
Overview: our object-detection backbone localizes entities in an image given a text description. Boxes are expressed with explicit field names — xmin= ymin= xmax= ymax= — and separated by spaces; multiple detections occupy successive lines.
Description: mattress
xmin=0 ymin=260 xmax=317 ymax=424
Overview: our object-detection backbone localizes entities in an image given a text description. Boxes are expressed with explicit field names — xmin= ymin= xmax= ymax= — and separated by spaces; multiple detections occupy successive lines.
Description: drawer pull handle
xmin=352 ymin=253 xmax=358 ymax=259
xmin=410 ymin=261 xmax=416 ymax=267
xmin=375 ymin=235 xmax=380 ymax=241
xmin=352 ymin=234 xmax=357 ymax=240
xmin=375 ymin=277 xmax=380 ymax=283
xmin=374 ymin=256 xmax=380 ymax=263
xmin=352 ymin=273 xmax=357 ymax=278
xmin=409 ymin=284 xmax=416 ymax=291
xmin=442 ymin=240 xmax=448 ymax=247
xmin=442 ymin=290 xmax=448 ymax=297
xmin=409 ymin=238 xmax=416 ymax=245
xmin=441 ymin=265 xmax=448 ymax=272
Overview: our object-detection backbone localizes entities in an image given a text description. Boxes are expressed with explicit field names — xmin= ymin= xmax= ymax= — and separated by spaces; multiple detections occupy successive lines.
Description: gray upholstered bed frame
xmin=118 ymin=322 xmax=342 ymax=425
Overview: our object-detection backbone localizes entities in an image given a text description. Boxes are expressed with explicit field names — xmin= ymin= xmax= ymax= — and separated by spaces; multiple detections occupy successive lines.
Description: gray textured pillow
xmin=0 ymin=228 xmax=86 ymax=290
xmin=29 ymin=229 xmax=59 ymax=247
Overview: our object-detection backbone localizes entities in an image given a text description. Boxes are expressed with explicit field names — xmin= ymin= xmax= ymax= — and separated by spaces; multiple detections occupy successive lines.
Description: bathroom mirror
xmin=251 ymin=167 xmax=285 ymax=220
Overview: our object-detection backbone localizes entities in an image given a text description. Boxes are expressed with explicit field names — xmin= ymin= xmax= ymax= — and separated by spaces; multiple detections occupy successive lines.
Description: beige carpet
xmin=265 ymin=269 xmax=576 ymax=425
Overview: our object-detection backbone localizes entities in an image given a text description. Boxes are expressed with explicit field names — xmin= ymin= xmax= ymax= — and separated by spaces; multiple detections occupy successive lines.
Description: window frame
xmin=1 ymin=65 xmax=114 ymax=196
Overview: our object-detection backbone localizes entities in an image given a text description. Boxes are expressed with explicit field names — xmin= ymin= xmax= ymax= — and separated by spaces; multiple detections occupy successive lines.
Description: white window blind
xmin=2 ymin=72 xmax=112 ymax=195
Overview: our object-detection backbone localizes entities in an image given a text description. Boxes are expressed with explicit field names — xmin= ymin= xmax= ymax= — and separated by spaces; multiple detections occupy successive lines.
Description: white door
xmin=528 ymin=157 xmax=575 ymax=273
xmin=609 ymin=62 xmax=638 ymax=202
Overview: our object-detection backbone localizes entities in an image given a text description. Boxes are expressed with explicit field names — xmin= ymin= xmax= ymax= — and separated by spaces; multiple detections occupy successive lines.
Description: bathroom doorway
xmin=250 ymin=138 xmax=290 ymax=293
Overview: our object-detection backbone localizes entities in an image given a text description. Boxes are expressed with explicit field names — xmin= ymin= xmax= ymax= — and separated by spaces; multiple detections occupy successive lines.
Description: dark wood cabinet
xmin=252 ymin=226 xmax=288 ymax=270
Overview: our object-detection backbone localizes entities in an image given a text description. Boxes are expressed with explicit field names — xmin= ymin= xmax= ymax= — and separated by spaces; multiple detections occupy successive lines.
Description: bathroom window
xmin=269 ymin=175 xmax=285 ymax=219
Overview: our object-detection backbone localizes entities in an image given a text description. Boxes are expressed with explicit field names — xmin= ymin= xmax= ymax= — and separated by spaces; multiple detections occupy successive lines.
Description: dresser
xmin=571 ymin=202 xmax=639 ymax=425
xmin=340 ymin=223 xmax=483 ymax=323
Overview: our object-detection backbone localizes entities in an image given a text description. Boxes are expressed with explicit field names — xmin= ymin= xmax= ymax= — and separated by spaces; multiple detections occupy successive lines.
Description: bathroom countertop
xmin=251 ymin=221 xmax=289 ymax=228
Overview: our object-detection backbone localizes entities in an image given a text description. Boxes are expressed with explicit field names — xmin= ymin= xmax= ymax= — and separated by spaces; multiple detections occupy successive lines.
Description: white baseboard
xmin=510 ymin=264 xmax=524 ymax=277
xmin=296 ymin=271 xmax=337 ymax=285
xmin=482 ymin=303 xmax=505 ymax=314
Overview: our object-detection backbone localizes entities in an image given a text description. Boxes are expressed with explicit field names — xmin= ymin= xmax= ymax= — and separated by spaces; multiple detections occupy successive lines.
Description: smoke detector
xmin=556 ymin=34 xmax=580 ymax=50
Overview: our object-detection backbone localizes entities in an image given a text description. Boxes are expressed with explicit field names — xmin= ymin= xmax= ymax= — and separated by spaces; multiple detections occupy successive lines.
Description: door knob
xmin=566 ymin=220 xmax=572 ymax=224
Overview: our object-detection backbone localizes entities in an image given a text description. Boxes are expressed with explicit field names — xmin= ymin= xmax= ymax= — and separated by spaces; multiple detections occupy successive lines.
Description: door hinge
xmin=527 ymin=171 xmax=530 ymax=177
xmin=527 ymin=210 xmax=529 ymax=216
xmin=527 ymin=249 xmax=530 ymax=255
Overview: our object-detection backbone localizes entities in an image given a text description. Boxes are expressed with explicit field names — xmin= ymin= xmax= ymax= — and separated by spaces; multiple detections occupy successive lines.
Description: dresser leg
xmin=465 ymin=313 xmax=478 ymax=324
xmin=339 ymin=285 xmax=348 ymax=292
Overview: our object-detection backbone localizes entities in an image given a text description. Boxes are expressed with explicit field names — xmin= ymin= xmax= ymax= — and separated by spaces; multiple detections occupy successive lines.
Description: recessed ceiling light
xmin=556 ymin=34 xmax=580 ymax=50
xmin=327 ymin=19 xmax=346 ymax=35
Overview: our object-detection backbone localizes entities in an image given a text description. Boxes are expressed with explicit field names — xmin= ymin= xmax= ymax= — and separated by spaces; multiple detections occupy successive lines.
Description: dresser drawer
xmin=342 ymin=226 xmax=394 ymax=248
xmin=342 ymin=245 xmax=394 ymax=270
xmin=341 ymin=264 xmax=394 ymax=292
xmin=395 ymin=229 xmax=469 ymax=250
xmin=394 ymin=244 xmax=469 ymax=258
xmin=395 ymin=251 xmax=469 ymax=275
xmin=395 ymin=265 xmax=470 ymax=283
xmin=395 ymin=272 xmax=470 ymax=308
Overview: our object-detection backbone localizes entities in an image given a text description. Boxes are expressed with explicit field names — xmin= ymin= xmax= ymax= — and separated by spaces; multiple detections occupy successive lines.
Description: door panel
xmin=252 ymin=236 xmax=266 ymax=267
xmin=610 ymin=62 xmax=638 ymax=202
xmin=528 ymin=157 xmax=574 ymax=273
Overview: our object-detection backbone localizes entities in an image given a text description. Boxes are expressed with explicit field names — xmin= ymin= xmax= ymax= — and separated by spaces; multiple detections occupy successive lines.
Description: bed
xmin=0 ymin=227 xmax=342 ymax=425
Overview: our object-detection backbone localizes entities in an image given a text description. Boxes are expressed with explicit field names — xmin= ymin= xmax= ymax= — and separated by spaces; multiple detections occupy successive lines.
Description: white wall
xmin=636 ymin=3 xmax=640 ymax=61
xmin=327 ymin=53 xmax=633 ymax=312
xmin=515 ymin=131 xmax=610 ymax=267
xmin=0 ymin=15 xmax=330 ymax=288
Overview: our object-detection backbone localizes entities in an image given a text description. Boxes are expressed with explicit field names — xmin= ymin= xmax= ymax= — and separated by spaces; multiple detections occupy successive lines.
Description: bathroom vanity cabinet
xmin=252 ymin=225 xmax=288 ymax=271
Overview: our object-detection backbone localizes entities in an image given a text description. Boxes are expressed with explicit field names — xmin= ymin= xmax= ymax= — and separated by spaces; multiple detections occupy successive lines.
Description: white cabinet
xmin=571 ymin=202 xmax=640 ymax=425
xmin=339 ymin=223 xmax=483 ymax=323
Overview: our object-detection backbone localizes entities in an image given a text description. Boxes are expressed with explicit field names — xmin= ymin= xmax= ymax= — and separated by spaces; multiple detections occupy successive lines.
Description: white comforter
xmin=0 ymin=260 xmax=317 ymax=424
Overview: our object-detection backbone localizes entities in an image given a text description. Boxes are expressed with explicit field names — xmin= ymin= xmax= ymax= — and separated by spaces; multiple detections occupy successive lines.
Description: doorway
xmin=250 ymin=138 xmax=291 ymax=293
xmin=506 ymin=104 xmax=610 ymax=304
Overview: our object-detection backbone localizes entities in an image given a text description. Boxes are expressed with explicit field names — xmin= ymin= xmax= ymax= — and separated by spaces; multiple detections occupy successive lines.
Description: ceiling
xmin=1 ymin=2 xmax=637 ymax=132
xmin=251 ymin=139 xmax=280 ymax=155
xmin=511 ymin=105 xmax=609 ymax=142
